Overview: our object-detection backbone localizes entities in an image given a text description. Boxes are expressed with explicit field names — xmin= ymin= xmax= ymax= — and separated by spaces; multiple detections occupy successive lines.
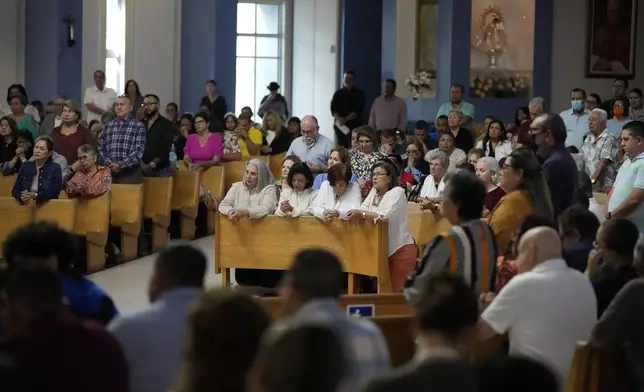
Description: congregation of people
xmin=1 ymin=68 xmax=644 ymax=392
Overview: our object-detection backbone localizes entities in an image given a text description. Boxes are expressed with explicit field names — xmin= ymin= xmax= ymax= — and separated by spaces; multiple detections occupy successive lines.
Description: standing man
xmin=98 ymin=95 xmax=146 ymax=184
xmin=628 ymin=88 xmax=644 ymax=121
xmin=580 ymin=108 xmax=619 ymax=191
xmin=607 ymin=121 xmax=644 ymax=232
xmin=560 ymin=88 xmax=591 ymax=150
xmin=530 ymin=113 xmax=578 ymax=217
xmin=436 ymin=84 xmax=476 ymax=128
xmin=140 ymin=94 xmax=175 ymax=178
xmin=368 ymin=79 xmax=407 ymax=131
xmin=257 ymin=82 xmax=289 ymax=121
xmin=84 ymin=70 xmax=117 ymax=124
xmin=38 ymin=95 xmax=67 ymax=137
xmin=330 ymin=70 xmax=366 ymax=148
xmin=601 ymin=78 xmax=630 ymax=120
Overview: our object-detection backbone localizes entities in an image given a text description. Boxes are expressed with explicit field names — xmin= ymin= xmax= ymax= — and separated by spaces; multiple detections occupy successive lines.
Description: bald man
xmin=477 ymin=227 xmax=596 ymax=385
xmin=285 ymin=115 xmax=335 ymax=175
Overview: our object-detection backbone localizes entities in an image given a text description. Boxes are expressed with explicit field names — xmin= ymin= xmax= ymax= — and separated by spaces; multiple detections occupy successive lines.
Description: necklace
xmin=372 ymin=193 xmax=383 ymax=208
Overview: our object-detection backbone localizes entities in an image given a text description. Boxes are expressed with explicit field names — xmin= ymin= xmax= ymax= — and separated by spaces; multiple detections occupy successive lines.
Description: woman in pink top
xmin=183 ymin=111 xmax=223 ymax=209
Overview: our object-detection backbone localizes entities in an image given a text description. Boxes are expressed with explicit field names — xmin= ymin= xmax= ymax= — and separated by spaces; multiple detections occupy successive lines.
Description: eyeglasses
xmin=586 ymin=100 xmax=598 ymax=105
xmin=406 ymin=149 xmax=420 ymax=154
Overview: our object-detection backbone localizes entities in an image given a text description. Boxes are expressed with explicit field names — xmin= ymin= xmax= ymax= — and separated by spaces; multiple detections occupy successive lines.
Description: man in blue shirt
xmin=285 ymin=115 xmax=335 ymax=176
xmin=108 ymin=243 xmax=207 ymax=392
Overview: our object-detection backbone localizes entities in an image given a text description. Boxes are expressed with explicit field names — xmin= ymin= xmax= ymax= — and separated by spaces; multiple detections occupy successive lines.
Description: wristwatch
xmin=605 ymin=211 xmax=612 ymax=220
xmin=149 ymin=161 xmax=157 ymax=169
xmin=591 ymin=178 xmax=597 ymax=184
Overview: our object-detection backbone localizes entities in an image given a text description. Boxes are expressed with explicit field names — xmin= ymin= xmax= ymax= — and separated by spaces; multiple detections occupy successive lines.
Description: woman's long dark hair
xmin=482 ymin=120 xmax=508 ymax=154
xmin=507 ymin=148 xmax=554 ymax=219
xmin=124 ymin=79 xmax=142 ymax=97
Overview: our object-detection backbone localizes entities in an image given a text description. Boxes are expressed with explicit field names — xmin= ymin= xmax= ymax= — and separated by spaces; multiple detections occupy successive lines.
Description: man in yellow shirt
xmin=237 ymin=112 xmax=263 ymax=157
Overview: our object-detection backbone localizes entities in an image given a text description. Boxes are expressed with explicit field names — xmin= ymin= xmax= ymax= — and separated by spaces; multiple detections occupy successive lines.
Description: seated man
xmin=274 ymin=249 xmax=390 ymax=392
xmin=558 ymin=205 xmax=600 ymax=273
xmin=478 ymin=227 xmax=596 ymax=386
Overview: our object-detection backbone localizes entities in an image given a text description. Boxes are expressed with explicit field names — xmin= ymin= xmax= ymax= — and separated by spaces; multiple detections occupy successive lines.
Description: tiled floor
xmin=88 ymin=235 xmax=223 ymax=315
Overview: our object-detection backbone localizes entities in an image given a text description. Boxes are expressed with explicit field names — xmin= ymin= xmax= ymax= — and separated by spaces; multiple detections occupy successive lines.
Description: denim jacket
xmin=11 ymin=159 xmax=63 ymax=204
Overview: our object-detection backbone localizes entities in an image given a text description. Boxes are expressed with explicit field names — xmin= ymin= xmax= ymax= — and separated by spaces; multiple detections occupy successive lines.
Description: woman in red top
xmin=475 ymin=156 xmax=505 ymax=217
xmin=50 ymin=100 xmax=94 ymax=164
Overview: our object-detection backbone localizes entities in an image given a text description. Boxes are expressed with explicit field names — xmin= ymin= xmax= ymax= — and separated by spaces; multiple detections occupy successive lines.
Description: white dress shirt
xmin=560 ymin=108 xmax=590 ymax=150
xmin=360 ymin=187 xmax=415 ymax=256
xmin=275 ymin=187 xmax=317 ymax=217
xmin=475 ymin=139 xmax=513 ymax=162
xmin=312 ymin=181 xmax=362 ymax=220
xmin=419 ymin=175 xmax=445 ymax=198
xmin=84 ymin=85 xmax=117 ymax=123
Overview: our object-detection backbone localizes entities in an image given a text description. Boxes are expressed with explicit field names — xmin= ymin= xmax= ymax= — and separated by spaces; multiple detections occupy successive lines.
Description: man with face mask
xmin=477 ymin=227 xmax=596 ymax=387
xmin=284 ymin=115 xmax=335 ymax=176
xmin=530 ymin=113 xmax=579 ymax=217
xmin=601 ymin=78 xmax=630 ymax=120
xmin=140 ymin=94 xmax=175 ymax=178
xmin=559 ymin=88 xmax=590 ymax=150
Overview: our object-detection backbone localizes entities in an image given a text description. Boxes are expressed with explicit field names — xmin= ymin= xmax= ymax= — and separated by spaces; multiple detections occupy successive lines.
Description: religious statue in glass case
xmin=472 ymin=5 xmax=508 ymax=68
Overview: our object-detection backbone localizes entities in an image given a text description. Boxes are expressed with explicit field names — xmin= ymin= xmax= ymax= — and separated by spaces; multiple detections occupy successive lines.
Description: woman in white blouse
xmin=275 ymin=162 xmax=317 ymax=217
xmin=424 ymin=131 xmax=466 ymax=172
xmin=218 ymin=158 xmax=280 ymax=289
xmin=347 ymin=161 xmax=416 ymax=292
xmin=475 ymin=118 xmax=512 ymax=162
xmin=409 ymin=149 xmax=448 ymax=211
xmin=312 ymin=163 xmax=362 ymax=222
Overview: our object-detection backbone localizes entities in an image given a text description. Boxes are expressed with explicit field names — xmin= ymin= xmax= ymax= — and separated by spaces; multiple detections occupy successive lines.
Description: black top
xmin=452 ymin=128 xmax=474 ymax=153
xmin=142 ymin=116 xmax=175 ymax=169
xmin=538 ymin=143 xmax=579 ymax=217
xmin=261 ymin=127 xmax=292 ymax=155
xmin=563 ymin=238 xmax=594 ymax=273
xmin=174 ymin=136 xmax=187 ymax=161
xmin=601 ymin=98 xmax=630 ymax=120
xmin=1 ymin=137 xmax=17 ymax=163
xmin=592 ymin=264 xmax=637 ymax=318
xmin=363 ymin=359 xmax=476 ymax=392
xmin=200 ymin=95 xmax=228 ymax=124
xmin=330 ymin=86 xmax=366 ymax=131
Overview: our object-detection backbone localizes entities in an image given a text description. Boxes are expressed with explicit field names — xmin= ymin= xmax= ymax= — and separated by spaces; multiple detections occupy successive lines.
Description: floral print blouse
xmin=223 ymin=131 xmax=241 ymax=155
xmin=65 ymin=166 xmax=112 ymax=199
xmin=349 ymin=148 xmax=388 ymax=180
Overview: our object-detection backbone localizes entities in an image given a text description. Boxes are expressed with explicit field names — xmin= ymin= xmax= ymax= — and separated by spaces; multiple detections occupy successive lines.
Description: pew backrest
xmin=110 ymin=184 xmax=144 ymax=230
xmin=201 ymin=166 xmax=225 ymax=200
xmin=0 ymin=175 xmax=14 ymax=197
xmin=71 ymin=193 xmax=111 ymax=236
xmin=142 ymin=177 xmax=174 ymax=219
xmin=33 ymin=199 xmax=77 ymax=232
xmin=0 ymin=197 xmax=31 ymax=257
xmin=224 ymin=157 xmax=269 ymax=191
xmin=269 ymin=152 xmax=286 ymax=180
xmin=171 ymin=170 xmax=200 ymax=210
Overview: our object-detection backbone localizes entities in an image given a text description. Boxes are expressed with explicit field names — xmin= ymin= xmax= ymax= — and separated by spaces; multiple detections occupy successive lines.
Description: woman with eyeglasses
xmin=347 ymin=161 xmax=416 ymax=292
xmin=606 ymin=97 xmax=631 ymax=135
xmin=409 ymin=149 xmax=448 ymax=210
xmin=486 ymin=148 xmax=554 ymax=255
xmin=585 ymin=93 xmax=602 ymax=111
xmin=399 ymin=137 xmax=429 ymax=191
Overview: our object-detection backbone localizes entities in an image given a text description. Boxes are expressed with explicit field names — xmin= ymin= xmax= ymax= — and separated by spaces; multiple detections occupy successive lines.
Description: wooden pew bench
xmin=0 ymin=175 xmax=14 ymax=197
xmin=215 ymin=215 xmax=391 ymax=293
xmin=268 ymin=152 xmax=286 ymax=180
xmin=407 ymin=203 xmax=452 ymax=251
xmin=171 ymin=170 xmax=201 ymax=239
xmin=68 ymin=193 xmax=111 ymax=273
xmin=0 ymin=197 xmax=33 ymax=258
xmin=142 ymin=177 xmax=174 ymax=251
xmin=33 ymin=199 xmax=77 ymax=232
xmin=110 ymin=184 xmax=143 ymax=261
xmin=201 ymin=166 xmax=225 ymax=235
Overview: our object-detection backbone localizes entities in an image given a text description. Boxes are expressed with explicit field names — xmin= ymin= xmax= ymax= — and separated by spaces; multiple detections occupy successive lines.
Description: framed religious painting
xmin=415 ymin=0 xmax=438 ymax=74
xmin=586 ymin=0 xmax=638 ymax=78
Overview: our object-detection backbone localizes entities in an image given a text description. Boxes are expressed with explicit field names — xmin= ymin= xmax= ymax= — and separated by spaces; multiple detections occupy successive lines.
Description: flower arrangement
xmin=405 ymin=70 xmax=435 ymax=100
xmin=469 ymin=73 xmax=531 ymax=99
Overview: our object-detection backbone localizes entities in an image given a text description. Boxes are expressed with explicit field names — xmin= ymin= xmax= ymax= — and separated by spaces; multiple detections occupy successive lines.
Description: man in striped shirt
xmin=405 ymin=170 xmax=498 ymax=306
xmin=98 ymin=95 xmax=146 ymax=184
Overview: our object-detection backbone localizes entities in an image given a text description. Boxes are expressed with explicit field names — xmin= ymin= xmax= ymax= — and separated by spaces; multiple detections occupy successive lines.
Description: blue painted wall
xmin=341 ymin=0 xmax=383 ymax=122
xmin=25 ymin=0 xmax=83 ymax=103
xmin=180 ymin=0 xmax=237 ymax=113
xmin=386 ymin=0 xmax=553 ymax=124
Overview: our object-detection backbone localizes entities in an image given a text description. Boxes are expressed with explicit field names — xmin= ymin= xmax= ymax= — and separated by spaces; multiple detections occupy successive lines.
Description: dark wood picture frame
xmin=585 ymin=0 xmax=638 ymax=78
xmin=415 ymin=0 xmax=438 ymax=73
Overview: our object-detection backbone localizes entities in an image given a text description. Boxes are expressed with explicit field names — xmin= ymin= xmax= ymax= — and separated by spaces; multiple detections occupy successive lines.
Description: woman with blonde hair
xmin=476 ymin=156 xmax=506 ymax=215
xmin=486 ymin=148 xmax=553 ymax=255
xmin=259 ymin=110 xmax=292 ymax=156
xmin=175 ymin=289 xmax=270 ymax=392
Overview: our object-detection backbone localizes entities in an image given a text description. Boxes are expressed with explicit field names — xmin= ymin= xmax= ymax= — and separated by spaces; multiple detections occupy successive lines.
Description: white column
xmin=292 ymin=0 xmax=340 ymax=141
xmin=395 ymin=0 xmax=417 ymax=99
xmin=0 ymin=0 xmax=25 ymax=88
xmin=82 ymin=0 xmax=106 ymax=116
xmin=125 ymin=0 xmax=182 ymax=107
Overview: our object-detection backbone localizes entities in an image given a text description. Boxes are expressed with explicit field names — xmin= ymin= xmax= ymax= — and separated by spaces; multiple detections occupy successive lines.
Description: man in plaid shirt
xmin=270 ymin=249 xmax=390 ymax=392
xmin=98 ymin=96 xmax=146 ymax=184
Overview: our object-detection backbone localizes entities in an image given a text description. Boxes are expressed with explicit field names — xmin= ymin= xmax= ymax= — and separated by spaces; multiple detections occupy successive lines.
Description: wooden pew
xmin=110 ymin=184 xmax=143 ymax=261
xmin=566 ymin=342 xmax=601 ymax=392
xmin=407 ymin=203 xmax=452 ymax=251
xmin=33 ymin=199 xmax=77 ymax=232
xmin=171 ymin=170 xmax=201 ymax=239
xmin=268 ymin=152 xmax=286 ymax=180
xmin=0 ymin=175 xmax=14 ymax=197
xmin=70 ymin=193 xmax=111 ymax=273
xmin=201 ymin=166 xmax=225 ymax=234
xmin=0 ymin=197 xmax=32 ymax=258
xmin=263 ymin=293 xmax=413 ymax=320
xmin=224 ymin=156 xmax=270 ymax=191
xmin=142 ymin=177 xmax=174 ymax=251
xmin=372 ymin=315 xmax=417 ymax=367
xmin=215 ymin=215 xmax=391 ymax=293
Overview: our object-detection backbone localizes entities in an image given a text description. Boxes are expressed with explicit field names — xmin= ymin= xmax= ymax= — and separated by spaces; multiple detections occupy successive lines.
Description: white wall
xmin=292 ymin=0 xmax=340 ymax=140
xmin=125 ymin=0 xmax=182 ymax=107
xmin=551 ymin=0 xmax=644 ymax=112
xmin=82 ymin=0 xmax=106 ymax=115
xmin=0 ymin=0 xmax=25 ymax=89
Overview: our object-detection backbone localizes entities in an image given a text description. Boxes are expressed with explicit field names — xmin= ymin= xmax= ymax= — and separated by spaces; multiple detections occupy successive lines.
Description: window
xmin=235 ymin=1 xmax=288 ymax=119
xmin=105 ymin=0 xmax=126 ymax=94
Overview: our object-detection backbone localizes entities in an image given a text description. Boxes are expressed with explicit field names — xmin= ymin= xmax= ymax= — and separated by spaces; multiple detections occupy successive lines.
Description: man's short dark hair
xmin=624 ymin=120 xmax=644 ymax=138
xmin=615 ymin=78 xmax=629 ymax=88
xmin=287 ymin=249 xmax=343 ymax=300
xmin=344 ymin=70 xmax=355 ymax=77
xmin=451 ymin=84 xmax=465 ymax=93
xmin=558 ymin=205 xmax=600 ymax=241
xmin=2 ymin=263 xmax=62 ymax=312
xmin=416 ymin=272 xmax=478 ymax=339
xmin=238 ymin=112 xmax=252 ymax=121
xmin=155 ymin=243 xmax=207 ymax=288
xmin=436 ymin=115 xmax=448 ymax=121
xmin=444 ymin=171 xmax=486 ymax=221
xmin=144 ymin=94 xmax=160 ymax=103
xmin=539 ymin=113 xmax=567 ymax=144
xmin=414 ymin=120 xmax=428 ymax=130
xmin=3 ymin=223 xmax=80 ymax=273
xmin=570 ymin=88 xmax=587 ymax=99
xmin=385 ymin=79 xmax=397 ymax=89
